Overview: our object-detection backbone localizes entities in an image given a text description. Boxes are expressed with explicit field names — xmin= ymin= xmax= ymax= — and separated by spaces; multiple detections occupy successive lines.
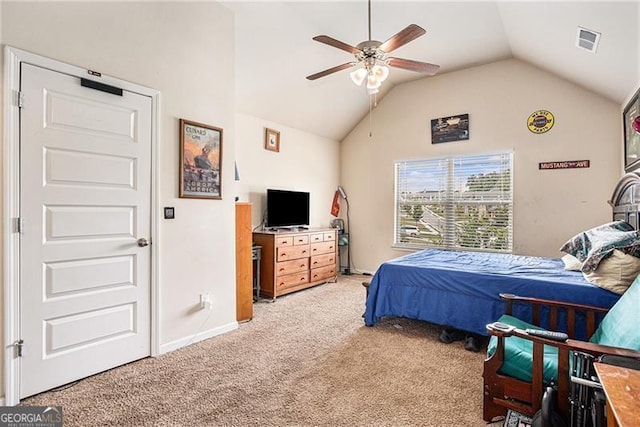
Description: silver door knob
xmin=137 ymin=238 xmax=149 ymax=247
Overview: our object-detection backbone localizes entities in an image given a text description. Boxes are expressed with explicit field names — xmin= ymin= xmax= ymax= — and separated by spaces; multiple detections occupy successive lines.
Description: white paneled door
xmin=19 ymin=63 xmax=151 ymax=398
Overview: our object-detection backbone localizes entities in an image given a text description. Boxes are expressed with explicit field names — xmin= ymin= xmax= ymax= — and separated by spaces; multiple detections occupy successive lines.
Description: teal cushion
xmin=590 ymin=274 xmax=640 ymax=349
xmin=487 ymin=314 xmax=559 ymax=383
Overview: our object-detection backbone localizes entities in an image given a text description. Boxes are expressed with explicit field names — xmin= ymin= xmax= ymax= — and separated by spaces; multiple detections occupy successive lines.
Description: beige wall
xmin=341 ymin=59 xmax=622 ymax=273
xmin=1 ymin=0 xmax=236 ymax=388
xmin=235 ymin=113 xmax=341 ymax=229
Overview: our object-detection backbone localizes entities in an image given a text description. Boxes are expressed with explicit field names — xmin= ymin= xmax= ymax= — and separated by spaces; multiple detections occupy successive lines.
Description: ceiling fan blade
xmin=312 ymin=35 xmax=361 ymax=55
xmin=387 ymin=57 xmax=440 ymax=75
xmin=306 ymin=62 xmax=357 ymax=81
xmin=379 ymin=24 xmax=426 ymax=53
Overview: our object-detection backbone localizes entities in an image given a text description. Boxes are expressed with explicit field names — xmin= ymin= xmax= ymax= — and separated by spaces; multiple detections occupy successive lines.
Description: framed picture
xmin=265 ymin=128 xmax=280 ymax=152
xmin=624 ymin=87 xmax=640 ymax=172
xmin=431 ymin=113 xmax=470 ymax=144
xmin=179 ymin=119 xmax=223 ymax=199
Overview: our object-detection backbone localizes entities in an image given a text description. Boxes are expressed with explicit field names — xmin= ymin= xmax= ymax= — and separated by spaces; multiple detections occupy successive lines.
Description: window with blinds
xmin=394 ymin=152 xmax=513 ymax=252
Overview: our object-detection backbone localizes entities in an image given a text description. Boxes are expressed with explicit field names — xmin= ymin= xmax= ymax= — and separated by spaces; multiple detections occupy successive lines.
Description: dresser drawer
xmin=275 ymin=236 xmax=294 ymax=247
xmin=323 ymin=231 xmax=336 ymax=242
xmin=293 ymin=234 xmax=310 ymax=245
xmin=275 ymin=258 xmax=309 ymax=276
xmin=309 ymin=232 xmax=324 ymax=243
xmin=276 ymin=244 xmax=309 ymax=261
xmin=310 ymin=253 xmax=335 ymax=269
xmin=310 ymin=241 xmax=335 ymax=256
xmin=310 ymin=265 xmax=337 ymax=282
xmin=276 ymin=271 xmax=310 ymax=290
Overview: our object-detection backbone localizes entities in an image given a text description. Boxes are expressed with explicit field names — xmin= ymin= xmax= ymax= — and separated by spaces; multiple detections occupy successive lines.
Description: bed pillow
xmin=561 ymin=254 xmax=582 ymax=271
xmin=559 ymin=221 xmax=640 ymax=272
xmin=582 ymin=250 xmax=640 ymax=295
xmin=590 ymin=274 xmax=640 ymax=349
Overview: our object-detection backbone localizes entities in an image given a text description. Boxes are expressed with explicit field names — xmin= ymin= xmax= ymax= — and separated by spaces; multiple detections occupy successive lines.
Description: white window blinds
xmin=394 ymin=152 xmax=513 ymax=252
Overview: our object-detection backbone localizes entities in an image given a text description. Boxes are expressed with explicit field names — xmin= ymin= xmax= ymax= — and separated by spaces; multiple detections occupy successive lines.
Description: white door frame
xmin=3 ymin=46 xmax=161 ymax=406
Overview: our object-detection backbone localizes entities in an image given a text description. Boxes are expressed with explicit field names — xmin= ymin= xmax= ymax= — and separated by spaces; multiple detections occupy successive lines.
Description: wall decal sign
xmin=539 ymin=160 xmax=590 ymax=170
xmin=527 ymin=110 xmax=555 ymax=134
xmin=431 ymin=113 xmax=469 ymax=144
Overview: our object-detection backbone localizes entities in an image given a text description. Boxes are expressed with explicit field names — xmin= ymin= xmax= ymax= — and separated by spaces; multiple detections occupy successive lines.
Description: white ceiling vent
xmin=576 ymin=27 xmax=601 ymax=53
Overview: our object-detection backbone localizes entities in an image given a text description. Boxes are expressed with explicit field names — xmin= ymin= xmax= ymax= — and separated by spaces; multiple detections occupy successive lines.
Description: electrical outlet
xmin=200 ymin=293 xmax=212 ymax=310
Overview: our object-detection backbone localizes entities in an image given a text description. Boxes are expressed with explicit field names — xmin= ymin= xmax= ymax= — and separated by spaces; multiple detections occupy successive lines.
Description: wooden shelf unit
xmin=253 ymin=228 xmax=337 ymax=299
xmin=236 ymin=203 xmax=253 ymax=322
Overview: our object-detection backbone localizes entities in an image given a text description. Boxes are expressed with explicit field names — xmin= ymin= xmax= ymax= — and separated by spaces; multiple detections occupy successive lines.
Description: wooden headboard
xmin=610 ymin=171 xmax=640 ymax=228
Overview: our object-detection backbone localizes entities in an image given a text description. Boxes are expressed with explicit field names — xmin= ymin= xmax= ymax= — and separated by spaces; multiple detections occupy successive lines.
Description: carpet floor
xmin=23 ymin=274 xmax=501 ymax=426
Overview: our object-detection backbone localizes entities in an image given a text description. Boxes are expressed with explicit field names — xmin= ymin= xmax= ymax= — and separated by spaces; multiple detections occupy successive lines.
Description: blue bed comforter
xmin=364 ymin=249 xmax=620 ymax=337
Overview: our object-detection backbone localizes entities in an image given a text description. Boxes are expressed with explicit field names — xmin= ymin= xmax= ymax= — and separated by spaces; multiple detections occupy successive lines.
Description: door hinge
xmin=14 ymin=339 xmax=24 ymax=357
xmin=17 ymin=91 xmax=24 ymax=108
xmin=14 ymin=217 xmax=23 ymax=233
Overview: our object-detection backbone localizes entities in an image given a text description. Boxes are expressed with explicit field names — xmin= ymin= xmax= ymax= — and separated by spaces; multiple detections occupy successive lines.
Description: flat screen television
xmin=266 ymin=189 xmax=310 ymax=229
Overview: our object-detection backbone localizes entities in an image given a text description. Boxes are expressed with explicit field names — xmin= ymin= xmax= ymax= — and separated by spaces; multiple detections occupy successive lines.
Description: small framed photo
xmin=179 ymin=119 xmax=223 ymax=199
xmin=624 ymin=87 xmax=640 ymax=172
xmin=265 ymin=128 xmax=280 ymax=152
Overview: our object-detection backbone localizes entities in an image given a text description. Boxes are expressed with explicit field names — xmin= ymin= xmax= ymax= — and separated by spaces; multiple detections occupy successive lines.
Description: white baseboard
xmin=0 ymin=397 xmax=5 ymax=406
xmin=159 ymin=321 xmax=238 ymax=354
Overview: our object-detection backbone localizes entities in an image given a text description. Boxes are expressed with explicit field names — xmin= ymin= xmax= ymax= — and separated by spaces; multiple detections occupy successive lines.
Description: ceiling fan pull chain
xmin=369 ymin=93 xmax=373 ymax=138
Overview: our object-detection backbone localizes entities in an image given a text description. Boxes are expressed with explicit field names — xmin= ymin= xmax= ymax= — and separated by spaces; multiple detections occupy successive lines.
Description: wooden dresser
xmin=253 ymin=228 xmax=337 ymax=298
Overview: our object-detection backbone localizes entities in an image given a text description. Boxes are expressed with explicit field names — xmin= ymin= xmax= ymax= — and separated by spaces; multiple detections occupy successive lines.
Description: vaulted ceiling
xmin=224 ymin=1 xmax=639 ymax=141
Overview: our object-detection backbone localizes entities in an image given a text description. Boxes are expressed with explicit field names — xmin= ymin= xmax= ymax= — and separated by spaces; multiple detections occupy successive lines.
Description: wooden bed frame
xmin=610 ymin=171 xmax=640 ymax=228
xmin=482 ymin=171 xmax=640 ymax=422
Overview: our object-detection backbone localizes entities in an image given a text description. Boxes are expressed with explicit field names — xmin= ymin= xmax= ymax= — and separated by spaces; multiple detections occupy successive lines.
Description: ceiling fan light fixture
xmin=372 ymin=64 xmax=389 ymax=82
xmin=366 ymin=74 xmax=382 ymax=91
xmin=350 ymin=68 xmax=367 ymax=86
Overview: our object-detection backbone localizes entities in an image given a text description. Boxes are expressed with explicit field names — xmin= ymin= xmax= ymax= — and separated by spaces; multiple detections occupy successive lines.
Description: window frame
xmin=393 ymin=151 xmax=513 ymax=253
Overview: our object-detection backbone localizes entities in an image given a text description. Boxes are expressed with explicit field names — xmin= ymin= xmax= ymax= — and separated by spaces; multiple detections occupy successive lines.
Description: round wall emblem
xmin=527 ymin=110 xmax=555 ymax=134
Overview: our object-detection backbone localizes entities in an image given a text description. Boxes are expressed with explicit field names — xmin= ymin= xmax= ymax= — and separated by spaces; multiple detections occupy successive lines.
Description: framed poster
xmin=624 ymin=87 xmax=640 ymax=172
xmin=179 ymin=119 xmax=223 ymax=199
xmin=431 ymin=114 xmax=469 ymax=144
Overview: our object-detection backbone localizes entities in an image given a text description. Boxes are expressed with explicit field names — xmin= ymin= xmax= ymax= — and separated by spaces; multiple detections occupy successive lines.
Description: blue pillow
xmin=590 ymin=274 xmax=640 ymax=349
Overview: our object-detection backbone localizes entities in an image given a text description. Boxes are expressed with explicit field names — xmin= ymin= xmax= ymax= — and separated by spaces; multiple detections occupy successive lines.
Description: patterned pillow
xmin=560 ymin=221 xmax=640 ymax=272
